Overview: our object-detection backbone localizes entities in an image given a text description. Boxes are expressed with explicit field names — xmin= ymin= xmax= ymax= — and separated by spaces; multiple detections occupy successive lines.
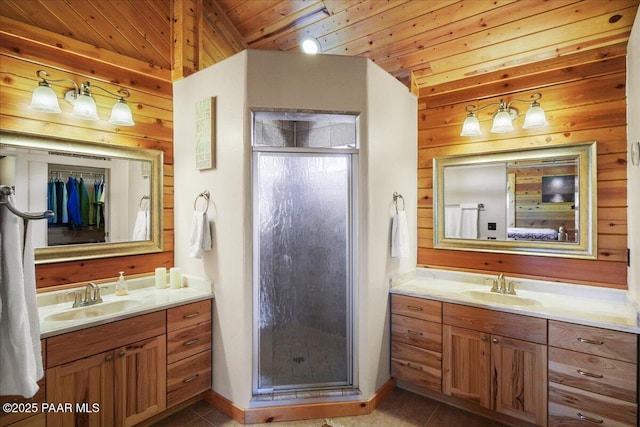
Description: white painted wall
xmin=173 ymin=49 xmax=416 ymax=408
xmin=627 ymin=12 xmax=640 ymax=307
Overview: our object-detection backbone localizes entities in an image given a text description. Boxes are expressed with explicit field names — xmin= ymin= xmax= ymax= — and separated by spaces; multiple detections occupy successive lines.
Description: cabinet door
xmin=46 ymin=350 xmax=115 ymax=427
xmin=491 ymin=335 xmax=547 ymax=426
xmin=115 ymin=336 xmax=166 ymax=427
xmin=442 ymin=325 xmax=491 ymax=408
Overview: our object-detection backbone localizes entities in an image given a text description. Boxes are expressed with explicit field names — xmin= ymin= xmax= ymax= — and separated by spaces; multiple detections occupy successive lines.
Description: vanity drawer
xmin=167 ymin=350 xmax=212 ymax=408
xmin=548 ymin=320 xmax=637 ymax=363
xmin=167 ymin=321 xmax=212 ymax=364
xmin=443 ymin=303 xmax=547 ymax=344
xmin=392 ymin=314 xmax=441 ymax=352
xmin=391 ymin=295 xmax=441 ymax=323
xmin=167 ymin=299 xmax=212 ymax=332
xmin=549 ymin=382 xmax=638 ymax=427
xmin=548 ymin=347 xmax=637 ymax=403
xmin=391 ymin=341 xmax=441 ymax=392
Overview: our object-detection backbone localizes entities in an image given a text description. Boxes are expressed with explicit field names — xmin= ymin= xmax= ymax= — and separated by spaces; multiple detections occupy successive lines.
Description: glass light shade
xmin=109 ymin=99 xmax=135 ymax=126
xmin=522 ymin=105 xmax=548 ymax=129
xmin=72 ymin=93 xmax=99 ymax=121
xmin=490 ymin=109 xmax=514 ymax=133
xmin=460 ymin=114 xmax=481 ymax=136
xmin=30 ymin=84 xmax=61 ymax=113
xmin=301 ymin=37 xmax=320 ymax=54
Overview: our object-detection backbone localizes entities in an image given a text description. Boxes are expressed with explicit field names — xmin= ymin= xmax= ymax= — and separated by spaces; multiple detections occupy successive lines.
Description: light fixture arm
xmin=84 ymin=82 xmax=131 ymax=101
xmin=504 ymin=92 xmax=543 ymax=109
xmin=35 ymin=69 xmax=79 ymax=93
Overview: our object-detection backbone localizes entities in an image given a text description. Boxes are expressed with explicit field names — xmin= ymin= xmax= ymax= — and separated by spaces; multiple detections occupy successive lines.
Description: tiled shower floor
xmin=151 ymin=387 xmax=507 ymax=427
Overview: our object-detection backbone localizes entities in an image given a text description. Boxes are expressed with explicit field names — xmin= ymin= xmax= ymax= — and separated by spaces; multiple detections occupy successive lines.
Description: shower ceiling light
xmin=29 ymin=70 xmax=135 ymax=126
xmin=300 ymin=36 xmax=321 ymax=54
xmin=460 ymin=93 xmax=548 ymax=137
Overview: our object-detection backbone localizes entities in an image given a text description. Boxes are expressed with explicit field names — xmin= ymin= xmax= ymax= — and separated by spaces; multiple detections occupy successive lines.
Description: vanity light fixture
xmin=460 ymin=92 xmax=548 ymax=136
xmin=29 ymin=70 xmax=135 ymax=126
xmin=300 ymin=36 xmax=321 ymax=54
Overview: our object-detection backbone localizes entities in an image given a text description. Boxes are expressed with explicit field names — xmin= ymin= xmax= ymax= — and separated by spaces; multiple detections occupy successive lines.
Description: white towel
xmin=460 ymin=203 xmax=479 ymax=239
xmin=132 ymin=209 xmax=149 ymax=240
xmin=0 ymin=193 xmax=43 ymax=398
xmin=391 ymin=211 xmax=410 ymax=258
xmin=444 ymin=205 xmax=462 ymax=238
xmin=188 ymin=210 xmax=212 ymax=258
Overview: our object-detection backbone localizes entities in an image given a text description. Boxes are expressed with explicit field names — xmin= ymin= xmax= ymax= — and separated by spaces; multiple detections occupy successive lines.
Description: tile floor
xmin=151 ymin=388 xmax=508 ymax=427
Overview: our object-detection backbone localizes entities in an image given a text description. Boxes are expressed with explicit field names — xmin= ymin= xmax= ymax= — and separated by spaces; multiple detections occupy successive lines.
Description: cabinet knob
xmin=118 ymin=351 xmax=126 ymax=358
xmin=183 ymin=338 xmax=200 ymax=346
xmin=577 ymin=412 xmax=604 ymax=424
xmin=407 ymin=305 xmax=423 ymax=312
xmin=491 ymin=338 xmax=499 ymax=344
xmin=407 ymin=330 xmax=423 ymax=336
xmin=105 ymin=354 xmax=113 ymax=362
xmin=481 ymin=336 xmax=488 ymax=342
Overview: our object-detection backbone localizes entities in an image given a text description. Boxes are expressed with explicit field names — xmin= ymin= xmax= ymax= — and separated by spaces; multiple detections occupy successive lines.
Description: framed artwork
xmin=541 ymin=175 xmax=575 ymax=203
xmin=195 ymin=97 xmax=216 ymax=170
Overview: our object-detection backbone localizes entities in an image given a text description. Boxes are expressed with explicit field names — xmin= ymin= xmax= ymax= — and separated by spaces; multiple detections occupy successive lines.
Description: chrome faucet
xmin=67 ymin=283 xmax=102 ymax=308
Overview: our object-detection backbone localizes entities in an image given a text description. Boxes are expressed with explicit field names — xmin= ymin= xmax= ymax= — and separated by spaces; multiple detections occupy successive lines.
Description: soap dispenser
xmin=115 ymin=271 xmax=128 ymax=296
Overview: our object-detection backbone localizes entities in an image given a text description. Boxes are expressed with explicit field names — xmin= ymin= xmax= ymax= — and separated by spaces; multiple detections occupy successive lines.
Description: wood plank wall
xmin=417 ymin=44 xmax=629 ymax=288
xmin=0 ymin=17 xmax=175 ymax=288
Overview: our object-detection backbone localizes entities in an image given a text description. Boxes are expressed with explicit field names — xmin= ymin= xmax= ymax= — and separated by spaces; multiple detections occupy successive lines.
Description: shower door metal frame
xmin=251 ymin=146 xmax=358 ymax=395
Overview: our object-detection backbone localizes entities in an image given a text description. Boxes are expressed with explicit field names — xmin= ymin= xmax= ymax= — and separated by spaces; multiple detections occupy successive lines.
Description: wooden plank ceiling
xmin=0 ymin=0 xmax=637 ymax=92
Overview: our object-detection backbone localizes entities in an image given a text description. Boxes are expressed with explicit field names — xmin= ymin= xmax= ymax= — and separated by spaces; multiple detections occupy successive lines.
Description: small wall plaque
xmin=195 ymin=97 xmax=216 ymax=170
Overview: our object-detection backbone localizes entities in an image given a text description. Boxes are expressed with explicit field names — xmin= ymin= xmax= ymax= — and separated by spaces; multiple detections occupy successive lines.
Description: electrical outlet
xmin=488 ymin=222 xmax=496 ymax=230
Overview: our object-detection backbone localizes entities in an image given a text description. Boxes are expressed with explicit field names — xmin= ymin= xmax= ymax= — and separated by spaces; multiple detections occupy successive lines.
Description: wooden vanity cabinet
xmin=548 ymin=320 xmax=638 ymax=426
xmin=166 ymin=300 xmax=213 ymax=408
xmin=45 ymin=311 xmax=167 ymax=427
xmin=390 ymin=295 xmax=442 ymax=393
xmin=442 ymin=303 xmax=548 ymax=427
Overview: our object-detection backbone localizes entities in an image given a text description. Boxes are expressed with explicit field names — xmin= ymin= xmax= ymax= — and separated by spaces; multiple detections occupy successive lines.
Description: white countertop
xmin=38 ymin=274 xmax=214 ymax=338
xmin=391 ymin=268 xmax=640 ymax=334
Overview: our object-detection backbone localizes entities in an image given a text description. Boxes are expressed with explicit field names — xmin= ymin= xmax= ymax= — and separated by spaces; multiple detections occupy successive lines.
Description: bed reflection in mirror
xmin=434 ymin=143 xmax=596 ymax=259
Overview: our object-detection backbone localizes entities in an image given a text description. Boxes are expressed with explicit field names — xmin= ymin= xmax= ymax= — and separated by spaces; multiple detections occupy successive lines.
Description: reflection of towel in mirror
xmin=0 ymin=194 xmax=44 ymax=398
xmin=188 ymin=210 xmax=212 ymax=258
xmin=460 ymin=203 xmax=479 ymax=239
xmin=132 ymin=210 xmax=149 ymax=240
xmin=444 ymin=205 xmax=461 ymax=238
xmin=391 ymin=211 xmax=410 ymax=258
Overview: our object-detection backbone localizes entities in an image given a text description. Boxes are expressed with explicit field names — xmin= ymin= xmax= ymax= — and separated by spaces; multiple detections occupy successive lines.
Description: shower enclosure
xmin=252 ymin=111 xmax=358 ymax=394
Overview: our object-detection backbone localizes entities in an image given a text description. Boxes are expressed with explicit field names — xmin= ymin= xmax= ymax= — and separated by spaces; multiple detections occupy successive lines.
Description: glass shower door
xmin=253 ymin=152 xmax=353 ymax=393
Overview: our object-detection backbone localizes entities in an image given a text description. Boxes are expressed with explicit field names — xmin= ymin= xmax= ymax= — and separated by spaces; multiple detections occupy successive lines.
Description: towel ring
xmin=393 ymin=192 xmax=405 ymax=213
xmin=139 ymin=195 xmax=150 ymax=210
xmin=194 ymin=190 xmax=210 ymax=213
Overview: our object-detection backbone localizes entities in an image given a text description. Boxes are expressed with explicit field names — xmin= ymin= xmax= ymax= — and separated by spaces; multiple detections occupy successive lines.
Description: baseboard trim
xmin=203 ymin=378 xmax=397 ymax=425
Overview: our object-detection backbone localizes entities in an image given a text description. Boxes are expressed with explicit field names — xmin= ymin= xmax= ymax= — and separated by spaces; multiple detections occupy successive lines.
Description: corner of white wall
xmin=627 ymin=11 xmax=640 ymax=307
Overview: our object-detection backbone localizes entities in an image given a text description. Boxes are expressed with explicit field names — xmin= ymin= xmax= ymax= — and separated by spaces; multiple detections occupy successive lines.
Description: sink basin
xmin=44 ymin=299 xmax=143 ymax=322
xmin=460 ymin=290 xmax=542 ymax=307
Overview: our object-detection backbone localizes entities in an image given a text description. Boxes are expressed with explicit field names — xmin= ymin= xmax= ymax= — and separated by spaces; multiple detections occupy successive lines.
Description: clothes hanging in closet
xmin=66 ymin=177 xmax=82 ymax=227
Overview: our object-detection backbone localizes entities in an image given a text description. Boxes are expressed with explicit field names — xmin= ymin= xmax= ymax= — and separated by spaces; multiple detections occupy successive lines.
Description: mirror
xmin=433 ymin=142 xmax=596 ymax=259
xmin=0 ymin=132 xmax=163 ymax=264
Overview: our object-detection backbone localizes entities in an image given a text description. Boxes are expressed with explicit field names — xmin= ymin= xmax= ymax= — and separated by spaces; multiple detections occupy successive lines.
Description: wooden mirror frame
xmin=433 ymin=142 xmax=597 ymax=259
xmin=0 ymin=131 xmax=163 ymax=264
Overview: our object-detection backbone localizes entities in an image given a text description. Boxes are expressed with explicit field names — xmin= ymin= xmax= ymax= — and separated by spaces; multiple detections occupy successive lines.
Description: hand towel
xmin=391 ymin=211 xmax=410 ymax=258
xmin=188 ymin=210 xmax=212 ymax=258
xmin=460 ymin=203 xmax=479 ymax=239
xmin=444 ymin=205 xmax=462 ymax=238
xmin=0 ymin=193 xmax=44 ymax=398
xmin=132 ymin=209 xmax=149 ymax=241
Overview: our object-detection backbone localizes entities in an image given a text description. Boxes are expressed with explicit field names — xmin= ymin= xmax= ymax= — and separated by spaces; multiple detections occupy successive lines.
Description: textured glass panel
xmin=256 ymin=153 xmax=350 ymax=390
